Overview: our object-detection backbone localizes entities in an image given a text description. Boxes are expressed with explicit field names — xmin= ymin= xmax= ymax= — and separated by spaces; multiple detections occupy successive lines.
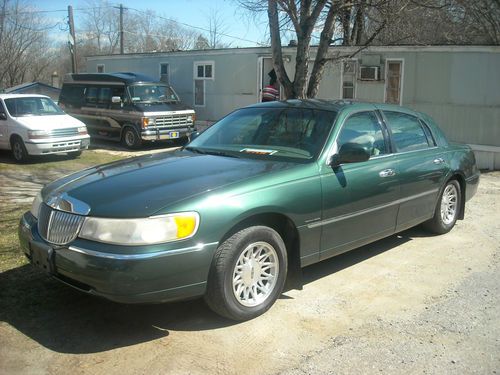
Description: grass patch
xmin=0 ymin=150 xmax=127 ymax=271
xmin=0 ymin=149 xmax=124 ymax=172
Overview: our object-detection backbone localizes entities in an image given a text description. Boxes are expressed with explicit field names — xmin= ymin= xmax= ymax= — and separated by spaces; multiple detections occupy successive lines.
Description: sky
xmin=30 ymin=0 xmax=269 ymax=47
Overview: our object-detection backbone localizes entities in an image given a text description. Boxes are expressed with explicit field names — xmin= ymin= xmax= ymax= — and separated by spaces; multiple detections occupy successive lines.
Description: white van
xmin=0 ymin=94 xmax=90 ymax=162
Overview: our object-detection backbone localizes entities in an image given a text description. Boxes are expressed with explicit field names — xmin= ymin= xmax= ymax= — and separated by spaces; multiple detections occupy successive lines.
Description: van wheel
xmin=122 ymin=128 xmax=142 ymax=149
xmin=11 ymin=137 xmax=30 ymax=163
xmin=204 ymin=226 xmax=288 ymax=321
xmin=423 ymin=179 xmax=461 ymax=234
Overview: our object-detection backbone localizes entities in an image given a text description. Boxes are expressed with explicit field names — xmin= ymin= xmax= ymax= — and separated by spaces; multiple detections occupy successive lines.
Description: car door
xmin=381 ymin=110 xmax=448 ymax=231
xmin=318 ymin=110 xmax=400 ymax=260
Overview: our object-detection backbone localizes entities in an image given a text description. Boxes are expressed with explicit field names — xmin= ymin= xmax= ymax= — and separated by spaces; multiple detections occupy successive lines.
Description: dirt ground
xmin=0 ymin=145 xmax=499 ymax=375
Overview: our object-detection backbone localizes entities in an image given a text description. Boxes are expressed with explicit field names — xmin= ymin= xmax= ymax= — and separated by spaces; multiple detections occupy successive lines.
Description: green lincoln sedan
xmin=19 ymin=100 xmax=480 ymax=320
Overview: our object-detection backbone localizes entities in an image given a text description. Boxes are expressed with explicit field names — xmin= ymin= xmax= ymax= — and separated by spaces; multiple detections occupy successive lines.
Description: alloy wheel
xmin=232 ymin=241 xmax=279 ymax=307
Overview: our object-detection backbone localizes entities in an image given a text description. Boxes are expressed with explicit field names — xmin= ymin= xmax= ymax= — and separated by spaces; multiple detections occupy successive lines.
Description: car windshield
xmin=5 ymin=97 xmax=64 ymax=117
xmin=128 ymin=84 xmax=179 ymax=103
xmin=187 ymin=107 xmax=337 ymax=161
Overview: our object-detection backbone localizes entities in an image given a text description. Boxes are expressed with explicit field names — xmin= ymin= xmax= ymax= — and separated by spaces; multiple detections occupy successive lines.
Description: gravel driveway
xmin=0 ymin=148 xmax=498 ymax=374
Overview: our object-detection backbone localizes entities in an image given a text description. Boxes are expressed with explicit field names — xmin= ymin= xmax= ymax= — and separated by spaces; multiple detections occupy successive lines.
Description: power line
xmin=1 ymin=3 xmax=267 ymax=47
xmin=126 ymin=7 xmax=266 ymax=46
xmin=1 ymin=5 xmax=116 ymax=16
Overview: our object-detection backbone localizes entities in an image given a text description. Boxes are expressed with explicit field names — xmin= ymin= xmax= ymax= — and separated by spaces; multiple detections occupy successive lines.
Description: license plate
xmin=168 ymin=131 xmax=179 ymax=139
xmin=30 ymin=242 xmax=55 ymax=274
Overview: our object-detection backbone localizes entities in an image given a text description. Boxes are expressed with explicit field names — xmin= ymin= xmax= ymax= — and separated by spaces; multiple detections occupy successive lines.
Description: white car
xmin=0 ymin=94 xmax=90 ymax=162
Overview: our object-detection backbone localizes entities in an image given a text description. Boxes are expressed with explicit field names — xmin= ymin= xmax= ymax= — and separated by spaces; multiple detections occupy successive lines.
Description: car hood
xmin=14 ymin=114 xmax=84 ymax=130
xmin=42 ymin=150 xmax=298 ymax=218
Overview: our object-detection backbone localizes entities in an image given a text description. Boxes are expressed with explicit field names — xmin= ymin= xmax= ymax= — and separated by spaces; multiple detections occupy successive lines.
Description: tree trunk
xmin=307 ymin=4 xmax=337 ymax=98
xmin=267 ymin=0 xmax=293 ymax=98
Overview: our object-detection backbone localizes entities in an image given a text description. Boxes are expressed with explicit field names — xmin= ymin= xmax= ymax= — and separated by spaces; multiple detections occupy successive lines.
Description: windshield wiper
xmin=185 ymin=146 xmax=238 ymax=158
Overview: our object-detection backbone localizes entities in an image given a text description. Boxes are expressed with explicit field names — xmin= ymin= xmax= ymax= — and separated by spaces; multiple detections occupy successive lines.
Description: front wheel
xmin=122 ymin=127 xmax=142 ymax=149
xmin=423 ymin=179 xmax=461 ymax=234
xmin=11 ymin=137 xmax=30 ymax=163
xmin=205 ymin=226 xmax=288 ymax=321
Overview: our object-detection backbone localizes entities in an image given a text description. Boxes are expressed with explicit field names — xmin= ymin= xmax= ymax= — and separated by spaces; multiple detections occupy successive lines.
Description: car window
xmin=337 ymin=111 xmax=388 ymax=156
xmin=128 ymin=84 xmax=179 ymax=103
xmin=85 ymin=87 xmax=98 ymax=105
xmin=97 ymin=87 xmax=111 ymax=106
xmin=4 ymin=97 xmax=64 ymax=116
xmin=188 ymin=107 xmax=337 ymax=161
xmin=420 ymin=120 xmax=437 ymax=147
xmin=384 ymin=111 xmax=432 ymax=152
xmin=60 ymin=85 xmax=85 ymax=106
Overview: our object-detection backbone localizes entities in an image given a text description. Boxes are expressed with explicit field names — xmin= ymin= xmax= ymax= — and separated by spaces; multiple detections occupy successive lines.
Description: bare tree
xmin=206 ymin=7 xmax=232 ymax=49
xmin=366 ymin=0 xmax=500 ymax=45
xmin=0 ymin=0 xmax=57 ymax=88
xmin=80 ymin=0 xmax=120 ymax=54
xmin=238 ymin=0 xmax=387 ymax=99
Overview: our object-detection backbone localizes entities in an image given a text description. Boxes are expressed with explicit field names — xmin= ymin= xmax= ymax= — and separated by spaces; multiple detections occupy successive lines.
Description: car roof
xmin=63 ymin=72 xmax=159 ymax=85
xmin=247 ymin=99 xmax=419 ymax=115
xmin=0 ymin=93 xmax=50 ymax=100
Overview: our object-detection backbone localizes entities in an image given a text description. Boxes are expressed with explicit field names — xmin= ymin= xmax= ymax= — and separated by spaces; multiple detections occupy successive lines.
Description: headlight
xmin=30 ymin=192 xmax=43 ymax=219
xmin=187 ymin=114 xmax=196 ymax=123
xmin=141 ymin=117 xmax=155 ymax=128
xmin=28 ymin=130 xmax=50 ymax=139
xmin=79 ymin=212 xmax=200 ymax=245
xmin=78 ymin=126 xmax=88 ymax=135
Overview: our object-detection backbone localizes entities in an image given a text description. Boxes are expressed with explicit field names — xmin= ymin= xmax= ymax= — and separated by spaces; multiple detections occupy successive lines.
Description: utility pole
xmin=68 ymin=5 xmax=77 ymax=73
xmin=119 ymin=4 xmax=124 ymax=54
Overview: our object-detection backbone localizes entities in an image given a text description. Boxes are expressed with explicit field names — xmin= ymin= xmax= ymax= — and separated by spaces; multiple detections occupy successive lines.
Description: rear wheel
xmin=205 ymin=226 xmax=288 ymax=321
xmin=423 ymin=179 xmax=461 ymax=234
xmin=122 ymin=127 xmax=142 ymax=149
xmin=11 ymin=137 xmax=30 ymax=163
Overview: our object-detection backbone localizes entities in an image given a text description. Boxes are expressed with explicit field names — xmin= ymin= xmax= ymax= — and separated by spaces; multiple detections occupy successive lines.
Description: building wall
xmin=87 ymin=46 xmax=500 ymax=168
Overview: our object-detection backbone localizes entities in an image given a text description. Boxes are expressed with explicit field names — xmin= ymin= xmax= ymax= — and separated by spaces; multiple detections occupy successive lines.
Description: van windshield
xmin=128 ymin=84 xmax=179 ymax=104
xmin=5 ymin=97 xmax=64 ymax=117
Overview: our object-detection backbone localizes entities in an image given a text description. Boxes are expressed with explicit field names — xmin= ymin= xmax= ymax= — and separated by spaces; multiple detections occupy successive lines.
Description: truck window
xmin=60 ymin=85 xmax=86 ymax=107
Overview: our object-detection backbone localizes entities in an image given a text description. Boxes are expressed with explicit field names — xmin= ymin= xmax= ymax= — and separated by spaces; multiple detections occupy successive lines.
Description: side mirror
xmin=329 ymin=143 xmax=370 ymax=167
xmin=0 ymin=112 xmax=7 ymax=120
xmin=111 ymin=96 xmax=122 ymax=104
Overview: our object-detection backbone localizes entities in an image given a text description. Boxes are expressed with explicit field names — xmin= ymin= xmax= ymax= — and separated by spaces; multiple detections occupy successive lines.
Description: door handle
xmin=379 ymin=168 xmax=396 ymax=178
xmin=433 ymin=158 xmax=445 ymax=165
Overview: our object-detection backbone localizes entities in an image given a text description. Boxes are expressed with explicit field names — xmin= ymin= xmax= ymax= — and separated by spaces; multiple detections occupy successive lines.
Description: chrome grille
xmin=49 ymin=128 xmax=80 ymax=137
xmin=38 ymin=204 xmax=85 ymax=245
xmin=155 ymin=114 xmax=190 ymax=129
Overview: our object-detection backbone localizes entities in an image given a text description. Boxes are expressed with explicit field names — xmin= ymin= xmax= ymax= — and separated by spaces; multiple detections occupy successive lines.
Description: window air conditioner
xmin=359 ymin=66 xmax=379 ymax=81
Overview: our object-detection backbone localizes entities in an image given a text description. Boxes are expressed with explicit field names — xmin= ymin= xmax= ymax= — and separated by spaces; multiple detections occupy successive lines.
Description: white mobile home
xmin=87 ymin=46 xmax=500 ymax=169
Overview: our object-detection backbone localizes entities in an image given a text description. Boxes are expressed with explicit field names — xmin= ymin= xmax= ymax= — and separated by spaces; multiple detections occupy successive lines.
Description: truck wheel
xmin=423 ymin=179 xmax=461 ymax=234
xmin=122 ymin=127 xmax=142 ymax=149
xmin=205 ymin=226 xmax=288 ymax=321
xmin=11 ymin=137 xmax=30 ymax=163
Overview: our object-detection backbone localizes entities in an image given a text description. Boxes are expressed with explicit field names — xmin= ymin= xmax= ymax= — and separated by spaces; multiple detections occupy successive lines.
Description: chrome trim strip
xmin=46 ymin=192 xmax=91 ymax=215
xmin=308 ymin=188 xmax=439 ymax=228
xmin=67 ymin=241 xmax=219 ymax=260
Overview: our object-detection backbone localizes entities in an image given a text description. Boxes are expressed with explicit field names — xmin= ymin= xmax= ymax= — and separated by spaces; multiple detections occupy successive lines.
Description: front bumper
xmin=25 ymin=136 xmax=90 ymax=155
xmin=18 ymin=211 xmax=217 ymax=303
xmin=141 ymin=127 xmax=195 ymax=141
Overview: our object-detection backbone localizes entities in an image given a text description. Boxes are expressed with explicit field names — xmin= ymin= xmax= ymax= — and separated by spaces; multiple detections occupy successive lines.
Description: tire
xmin=68 ymin=150 xmax=82 ymax=159
xmin=122 ymin=127 xmax=142 ymax=149
xmin=11 ymin=137 xmax=30 ymax=163
xmin=205 ymin=226 xmax=288 ymax=321
xmin=423 ymin=179 xmax=461 ymax=234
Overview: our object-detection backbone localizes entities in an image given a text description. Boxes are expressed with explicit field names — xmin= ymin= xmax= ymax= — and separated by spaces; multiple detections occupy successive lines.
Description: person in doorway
xmin=262 ymin=70 xmax=279 ymax=102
